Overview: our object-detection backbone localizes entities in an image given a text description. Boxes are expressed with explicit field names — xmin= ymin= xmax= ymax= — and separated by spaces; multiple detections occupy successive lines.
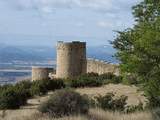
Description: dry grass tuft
xmin=12 ymin=112 xmax=87 ymax=120
xmin=88 ymin=108 xmax=154 ymax=120
xmin=0 ymin=84 xmax=150 ymax=120
xmin=2 ymin=108 xmax=160 ymax=120
xmin=76 ymin=84 xmax=147 ymax=106
xmin=1 ymin=108 xmax=160 ymax=120
xmin=0 ymin=109 xmax=37 ymax=120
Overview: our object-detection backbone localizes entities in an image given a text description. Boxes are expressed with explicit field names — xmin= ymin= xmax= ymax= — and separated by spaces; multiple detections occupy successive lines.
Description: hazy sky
xmin=0 ymin=0 xmax=142 ymax=46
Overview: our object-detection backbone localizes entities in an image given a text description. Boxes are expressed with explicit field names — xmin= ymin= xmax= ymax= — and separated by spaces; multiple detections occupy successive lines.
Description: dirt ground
xmin=76 ymin=84 xmax=147 ymax=106
xmin=0 ymin=84 xmax=147 ymax=120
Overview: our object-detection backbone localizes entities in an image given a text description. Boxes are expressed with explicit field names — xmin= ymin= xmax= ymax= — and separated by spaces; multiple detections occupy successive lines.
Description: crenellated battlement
xmin=57 ymin=41 xmax=86 ymax=50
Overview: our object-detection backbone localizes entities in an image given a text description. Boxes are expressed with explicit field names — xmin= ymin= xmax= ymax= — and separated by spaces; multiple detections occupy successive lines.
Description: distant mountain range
xmin=87 ymin=45 xmax=118 ymax=63
xmin=0 ymin=46 xmax=51 ymax=62
xmin=0 ymin=44 xmax=119 ymax=63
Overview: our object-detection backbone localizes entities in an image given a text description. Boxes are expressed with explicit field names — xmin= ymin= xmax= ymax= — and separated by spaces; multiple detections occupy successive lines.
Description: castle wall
xmin=31 ymin=41 xmax=120 ymax=80
xmin=56 ymin=41 xmax=86 ymax=78
xmin=87 ymin=59 xmax=120 ymax=75
xmin=32 ymin=67 xmax=51 ymax=81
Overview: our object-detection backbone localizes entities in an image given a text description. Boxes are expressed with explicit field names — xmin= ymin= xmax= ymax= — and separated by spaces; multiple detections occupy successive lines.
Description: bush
xmin=30 ymin=80 xmax=48 ymax=96
xmin=14 ymin=87 xmax=31 ymax=106
xmin=38 ymin=89 xmax=89 ymax=117
xmin=0 ymin=79 xmax=65 ymax=110
xmin=46 ymin=79 xmax=65 ymax=91
xmin=15 ymin=80 xmax=32 ymax=98
xmin=15 ymin=80 xmax=32 ymax=89
xmin=145 ymin=76 xmax=160 ymax=108
xmin=84 ymin=73 xmax=99 ymax=77
xmin=69 ymin=75 xmax=103 ymax=88
xmin=30 ymin=79 xmax=65 ymax=96
xmin=99 ymin=73 xmax=123 ymax=84
xmin=122 ymin=73 xmax=138 ymax=85
xmin=0 ymin=86 xmax=28 ymax=109
xmin=111 ymin=76 xmax=123 ymax=84
xmin=0 ymin=84 xmax=13 ymax=91
xmin=147 ymin=95 xmax=160 ymax=108
xmin=95 ymin=93 xmax=128 ymax=112
xmin=125 ymin=102 xmax=144 ymax=113
xmin=0 ymin=81 xmax=33 ymax=110
xmin=67 ymin=73 xmax=123 ymax=88
xmin=69 ymin=74 xmax=103 ymax=88
xmin=99 ymin=73 xmax=116 ymax=80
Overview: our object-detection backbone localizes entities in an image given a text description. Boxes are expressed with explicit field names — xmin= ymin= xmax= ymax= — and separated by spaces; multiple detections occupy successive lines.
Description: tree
xmin=132 ymin=0 xmax=160 ymax=23
xmin=112 ymin=0 xmax=160 ymax=107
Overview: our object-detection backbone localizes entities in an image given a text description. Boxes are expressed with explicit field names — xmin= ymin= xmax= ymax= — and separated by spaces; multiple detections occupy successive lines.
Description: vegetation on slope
xmin=0 ymin=83 xmax=149 ymax=120
xmin=2 ymin=108 xmax=160 ymax=120
xmin=38 ymin=89 xmax=89 ymax=117
xmin=0 ymin=79 xmax=65 ymax=109
xmin=112 ymin=0 xmax=160 ymax=107
xmin=1 ymin=0 xmax=160 ymax=119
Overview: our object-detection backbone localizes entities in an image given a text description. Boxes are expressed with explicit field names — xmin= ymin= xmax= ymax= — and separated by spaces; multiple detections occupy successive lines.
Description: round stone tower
xmin=56 ymin=41 xmax=86 ymax=78
xmin=32 ymin=67 xmax=50 ymax=81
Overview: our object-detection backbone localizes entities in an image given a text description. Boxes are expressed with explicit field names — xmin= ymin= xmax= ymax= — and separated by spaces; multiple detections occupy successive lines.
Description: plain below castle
xmin=32 ymin=41 xmax=119 ymax=81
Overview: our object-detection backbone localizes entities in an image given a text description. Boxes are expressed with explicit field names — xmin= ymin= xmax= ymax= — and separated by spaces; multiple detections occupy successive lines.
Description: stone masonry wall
xmin=56 ymin=41 xmax=86 ymax=78
xmin=32 ymin=67 xmax=50 ymax=81
xmin=87 ymin=58 xmax=120 ymax=75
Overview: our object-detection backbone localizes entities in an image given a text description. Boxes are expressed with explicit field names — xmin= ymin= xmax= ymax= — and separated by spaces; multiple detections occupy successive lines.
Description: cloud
xmin=97 ymin=20 xmax=131 ymax=30
xmin=2 ymin=0 xmax=142 ymax=14
xmin=97 ymin=21 xmax=113 ymax=28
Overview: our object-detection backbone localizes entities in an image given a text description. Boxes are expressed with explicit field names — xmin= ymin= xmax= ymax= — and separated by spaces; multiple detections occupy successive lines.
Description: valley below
xmin=0 ymin=44 xmax=118 ymax=84
xmin=0 ymin=61 xmax=55 ymax=84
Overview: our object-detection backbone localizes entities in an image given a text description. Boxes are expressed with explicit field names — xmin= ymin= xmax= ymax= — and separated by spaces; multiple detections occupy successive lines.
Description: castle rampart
xmin=87 ymin=58 xmax=120 ymax=75
xmin=56 ymin=41 xmax=86 ymax=78
xmin=31 ymin=41 xmax=120 ymax=80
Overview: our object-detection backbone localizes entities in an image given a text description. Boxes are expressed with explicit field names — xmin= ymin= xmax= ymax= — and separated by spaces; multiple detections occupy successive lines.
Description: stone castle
xmin=32 ymin=41 xmax=119 ymax=81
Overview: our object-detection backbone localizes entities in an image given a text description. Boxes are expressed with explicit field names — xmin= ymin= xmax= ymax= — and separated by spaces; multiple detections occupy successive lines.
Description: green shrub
xmin=95 ymin=93 xmax=128 ymax=112
xmin=30 ymin=80 xmax=48 ymax=96
xmin=147 ymin=96 xmax=160 ymax=108
xmin=88 ymin=97 xmax=97 ymax=108
xmin=0 ymin=86 xmax=28 ymax=109
xmin=30 ymin=79 xmax=65 ymax=96
xmin=125 ymin=102 xmax=144 ymax=113
xmin=0 ymin=84 xmax=13 ymax=91
xmin=0 ymin=87 xmax=20 ymax=109
xmin=46 ymin=79 xmax=65 ymax=91
xmin=14 ymin=87 xmax=31 ymax=105
xmin=0 ymin=79 xmax=65 ymax=110
xmin=83 ymin=73 xmax=99 ymax=77
xmin=15 ymin=80 xmax=32 ymax=98
xmin=67 ymin=73 xmax=123 ymax=88
xmin=99 ymin=73 xmax=116 ymax=80
xmin=112 ymin=95 xmax=128 ymax=111
xmin=15 ymin=80 xmax=32 ymax=89
xmin=0 ymin=81 xmax=33 ymax=110
xmin=95 ymin=93 xmax=114 ymax=110
xmin=38 ymin=89 xmax=89 ymax=117
xmin=111 ymin=76 xmax=123 ymax=84
xmin=122 ymin=73 xmax=138 ymax=85
xmin=145 ymin=76 xmax=160 ymax=108
xmin=99 ymin=73 xmax=123 ymax=84
xmin=69 ymin=75 xmax=103 ymax=88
